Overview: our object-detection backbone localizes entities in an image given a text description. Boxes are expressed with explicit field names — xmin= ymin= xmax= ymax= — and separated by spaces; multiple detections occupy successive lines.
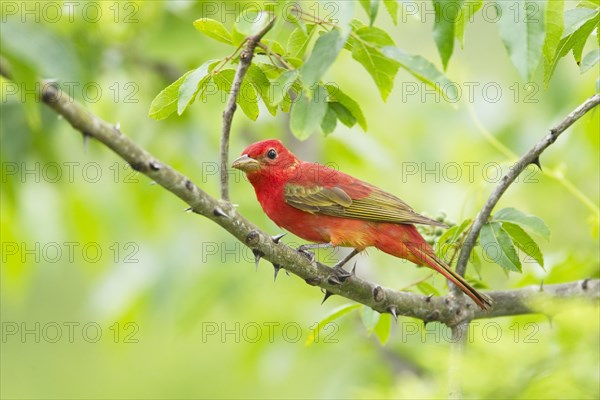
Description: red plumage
xmin=232 ymin=139 xmax=492 ymax=310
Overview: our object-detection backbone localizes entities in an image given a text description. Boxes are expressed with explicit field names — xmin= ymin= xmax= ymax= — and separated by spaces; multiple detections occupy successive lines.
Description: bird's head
xmin=231 ymin=139 xmax=300 ymax=181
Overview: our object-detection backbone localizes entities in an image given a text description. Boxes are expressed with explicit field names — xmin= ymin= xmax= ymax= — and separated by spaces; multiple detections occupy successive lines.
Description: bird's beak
xmin=231 ymin=154 xmax=260 ymax=172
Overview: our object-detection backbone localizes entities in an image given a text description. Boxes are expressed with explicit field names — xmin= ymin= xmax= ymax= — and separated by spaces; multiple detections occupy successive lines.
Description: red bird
xmin=232 ymin=139 xmax=492 ymax=310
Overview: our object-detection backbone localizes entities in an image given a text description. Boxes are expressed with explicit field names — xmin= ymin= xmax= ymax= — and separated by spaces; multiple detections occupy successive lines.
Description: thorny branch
xmin=0 ymin=63 xmax=598 ymax=328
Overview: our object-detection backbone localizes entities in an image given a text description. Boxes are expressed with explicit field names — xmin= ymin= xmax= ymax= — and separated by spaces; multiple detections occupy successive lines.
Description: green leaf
xmin=333 ymin=1 xmax=357 ymax=36
xmin=480 ymin=222 xmax=522 ymax=272
xmin=502 ymin=222 xmax=544 ymax=267
xmin=193 ymin=18 xmax=233 ymax=45
xmin=290 ymin=85 xmax=329 ymax=140
xmin=580 ymin=48 xmax=600 ymax=73
xmin=360 ymin=306 xmax=381 ymax=333
xmin=213 ymin=69 xmax=260 ymax=121
xmin=177 ymin=60 xmax=217 ymax=115
xmin=256 ymin=62 xmax=285 ymax=79
xmin=496 ymin=0 xmax=546 ymax=80
xmin=383 ymin=0 xmax=399 ymax=25
xmin=246 ymin=64 xmax=277 ymax=116
xmin=300 ymin=29 xmax=346 ymax=88
xmin=578 ymin=0 xmax=600 ymax=8
xmin=321 ymin=105 xmax=338 ymax=135
xmin=455 ymin=0 xmax=484 ymax=47
xmin=416 ymin=281 xmax=441 ymax=296
xmin=542 ymin=0 xmax=564 ymax=67
xmin=347 ymin=27 xmax=400 ymax=100
xmin=544 ymin=7 xmax=599 ymax=85
xmin=271 ymin=70 xmax=298 ymax=106
xmin=258 ymin=39 xmax=286 ymax=56
xmin=235 ymin=10 xmax=271 ymax=36
xmin=432 ymin=0 xmax=464 ymax=70
xmin=382 ymin=46 xmax=459 ymax=102
xmin=324 ymin=84 xmax=367 ymax=130
xmin=149 ymin=70 xmax=194 ymax=120
xmin=329 ymin=103 xmax=356 ymax=127
xmin=287 ymin=25 xmax=316 ymax=58
xmin=352 ymin=25 xmax=395 ymax=47
xmin=360 ymin=0 xmax=380 ymax=25
xmin=373 ymin=313 xmax=392 ymax=345
xmin=436 ymin=218 xmax=471 ymax=259
xmin=493 ymin=207 xmax=551 ymax=240
xmin=305 ymin=304 xmax=361 ymax=346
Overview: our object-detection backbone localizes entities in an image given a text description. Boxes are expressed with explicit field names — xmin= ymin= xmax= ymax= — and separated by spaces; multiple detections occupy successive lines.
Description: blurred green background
xmin=1 ymin=1 xmax=599 ymax=398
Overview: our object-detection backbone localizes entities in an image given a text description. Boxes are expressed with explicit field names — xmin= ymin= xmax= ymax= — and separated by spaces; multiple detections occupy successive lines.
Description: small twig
xmin=454 ymin=94 xmax=600 ymax=284
xmin=256 ymin=42 xmax=294 ymax=70
xmin=220 ymin=18 xmax=275 ymax=200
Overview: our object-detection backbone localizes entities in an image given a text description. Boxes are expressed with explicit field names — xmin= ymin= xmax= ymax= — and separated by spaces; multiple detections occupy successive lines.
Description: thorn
xmin=184 ymin=207 xmax=193 ymax=213
xmin=321 ymin=288 xmax=334 ymax=304
xmin=539 ymin=280 xmax=544 ymax=292
xmin=423 ymin=320 xmax=429 ymax=328
xmin=582 ymin=278 xmax=589 ymax=290
xmin=252 ymin=249 xmax=264 ymax=271
xmin=149 ymin=181 xmax=157 ymax=185
xmin=388 ymin=306 xmax=398 ymax=323
xmin=328 ymin=275 xmax=342 ymax=285
xmin=271 ymin=233 xmax=286 ymax=244
xmin=213 ymin=207 xmax=228 ymax=218
xmin=531 ymin=156 xmax=542 ymax=170
xmin=350 ymin=261 xmax=357 ymax=276
xmin=115 ymin=122 xmax=121 ymax=131
xmin=333 ymin=265 xmax=353 ymax=283
xmin=425 ymin=294 xmax=433 ymax=303
xmin=272 ymin=264 xmax=282 ymax=281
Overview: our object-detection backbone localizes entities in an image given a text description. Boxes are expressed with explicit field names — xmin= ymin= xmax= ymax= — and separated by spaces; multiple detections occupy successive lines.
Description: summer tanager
xmin=232 ymin=139 xmax=492 ymax=310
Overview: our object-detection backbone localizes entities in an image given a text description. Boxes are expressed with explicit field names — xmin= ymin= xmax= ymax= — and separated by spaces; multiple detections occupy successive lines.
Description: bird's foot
xmin=329 ymin=249 xmax=359 ymax=280
xmin=296 ymin=243 xmax=333 ymax=264
xmin=297 ymin=246 xmax=316 ymax=263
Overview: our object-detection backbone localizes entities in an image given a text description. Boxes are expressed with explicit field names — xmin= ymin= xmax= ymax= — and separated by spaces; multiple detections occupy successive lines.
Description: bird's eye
xmin=267 ymin=149 xmax=277 ymax=160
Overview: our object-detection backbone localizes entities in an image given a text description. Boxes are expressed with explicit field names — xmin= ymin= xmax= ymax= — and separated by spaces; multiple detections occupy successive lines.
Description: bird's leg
xmin=297 ymin=243 xmax=334 ymax=263
xmin=331 ymin=249 xmax=359 ymax=280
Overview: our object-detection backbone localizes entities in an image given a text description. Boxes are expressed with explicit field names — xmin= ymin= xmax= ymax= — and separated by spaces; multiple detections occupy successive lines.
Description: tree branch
xmin=1 ymin=63 xmax=598 ymax=327
xmin=220 ymin=18 xmax=275 ymax=200
xmin=454 ymin=94 xmax=600 ymax=283
xmin=448 ymin=322 xmax=468 ymax=399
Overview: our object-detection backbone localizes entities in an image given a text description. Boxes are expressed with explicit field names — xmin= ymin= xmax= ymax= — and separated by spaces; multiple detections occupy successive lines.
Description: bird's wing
xmin=284 ymin=164 xmax=445 ymax=227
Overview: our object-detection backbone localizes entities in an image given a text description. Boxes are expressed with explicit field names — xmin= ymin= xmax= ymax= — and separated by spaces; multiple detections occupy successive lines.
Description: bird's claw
xmin=297 ymin=246 xmax=316 ymax=263
xmin=332 ymin=265 xmax=353 ymax=282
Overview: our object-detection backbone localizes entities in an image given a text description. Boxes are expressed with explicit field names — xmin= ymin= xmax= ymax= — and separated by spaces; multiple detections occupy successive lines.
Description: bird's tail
xmin=375 ymin=224 xmax=493 ymax=310
xmin=415 ymin=248 xmax=493 ymax=310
